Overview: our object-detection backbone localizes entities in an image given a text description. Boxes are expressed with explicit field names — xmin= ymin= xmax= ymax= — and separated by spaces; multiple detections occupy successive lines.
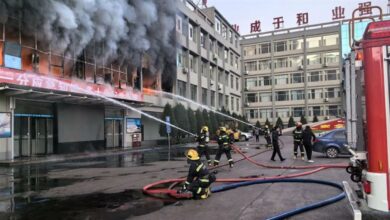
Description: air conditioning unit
xmin=244 ymin=70 xmax=249 ymax=75
xmin=218 ymin=84 xmax=223 ymax=90
xmin=245 ymin=102 xmax=249 ymax=107
xmin=213 ymin=55 xmax=218 ymax=61
xmin=324 ymin=98 xmax=329 ymax=102
xmin=210 ymin=82 xmax=214 ymax=86
xmin=298 ymin=65 xmax=303 ymax=70
xmin=323 ymin=62 xmax=328 ymax=67
xmin=244 ymin=87 xmax=249 ymax=91
xmin=183 ymin=68 xmax=189 ymax=74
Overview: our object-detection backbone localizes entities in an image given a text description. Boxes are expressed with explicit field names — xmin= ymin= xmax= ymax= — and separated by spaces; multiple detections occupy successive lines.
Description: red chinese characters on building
xmin=273 ymin=16 xmax=284 ymax=29
xmin=358 ymin=1 xmax=372 ymax=16
xmin=232 ymin=24 xmax=240 ymax=33
xmin=332 ymin=6 xmax=345 ymax=20
xmin=296 ymin=13 xmax=309 ymax=26
xmin=250 ymin=20 xmax=261 ymax=33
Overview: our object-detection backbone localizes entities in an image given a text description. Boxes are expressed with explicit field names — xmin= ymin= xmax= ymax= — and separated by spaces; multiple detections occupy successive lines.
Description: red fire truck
xmin=344 ymin=6 xmax=390 ymax=218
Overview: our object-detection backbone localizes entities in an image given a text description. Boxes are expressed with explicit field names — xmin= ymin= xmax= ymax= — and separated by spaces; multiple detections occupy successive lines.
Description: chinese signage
xmin=126 ymin=118 xmax=142 ymax=133
xmin=0 ymin=67 xmax=143 ymax=102
xmin=312 ymin=119 xmax=345 ymax=131
xmin=250 ymin=1 xmax=375 ymax=33
xmin=0 ymin=112 xmax=12 ymax=138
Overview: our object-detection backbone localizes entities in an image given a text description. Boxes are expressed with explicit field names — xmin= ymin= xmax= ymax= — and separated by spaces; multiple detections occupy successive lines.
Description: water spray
xmin=41 ymin=77 xmax=197 ymax=137
xmin=144 ymin=88 xmax=256 ymax=128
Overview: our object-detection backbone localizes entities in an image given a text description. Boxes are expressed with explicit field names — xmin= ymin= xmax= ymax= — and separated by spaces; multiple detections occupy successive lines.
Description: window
xmin=202 ymin=88 xmax=208 ymax=105
xmin=229 ymin=30 xmax=233 ymax=43
xmin=289 ymin=39 xmax=303 ymax=50
xmin=289 ymin=56 xmax=303 ymax=68
xmin=324 ymin=52 xmax=339 ymax=65
xmin=247 ymin=109 xmax=259 ymax=119
xmin=275 ymin=74 xmax=288 ymax=85
xmin=276 ymin=108 xmax=289 ymax=118
xmin=325 ymin=88 xmax=340 ymax=98
xmin=200 ymin=32 xmax=206 ymax=48
xmin=225 ymin=73 xmax=229 ymax=86
xmin=189 ymin=24 xmax=194 ymax=41
xmin=245 ymin=78 xmax=257 ymax=88
xmin=260 ymin=76 xmax=272 ymax=86
xmin=218 ymin=71 xmax=224 ymax=84
xmin=259 ymin=93 xmax=272 ymax=102
xmin=219 ymin=93 xmax=223 ymax=107
xmin=4 ymin=42 xmax=22 ymax=70
xmin=222 ymin=24 xmax=227 ymax=39
xmin=306 ymin=54 xmax=321 ymax=65
xmin=209 ymin=38 xmax=214 ymax=52
xmin=235 ymin=56 xmax=239 ymax=69
xmin=235 ymin=35 xmax=238 ymax=48
xmin=291 ymin=90 xmax=305 ymax=100
xmin=293 ymin=107 xmax=305 ymax=117
xmin=325 ymin=70 xmax=338 ymax=80
xmin=209 ymin=65 xmax=215 ymax=81
xmin=230 ymin=52 xmax=234 ymax=66
xmin=306 ymin=36 xmax=321 ymax=48
xmin=274 ymin=41 xmax=287 ymax=52
xmin=274 ymin=58 xmax=288 ymax=69
xmin=276 ymin=91 xmax=289 ymax=101
xmin=215 ymin=18 xmax=221 ymax=34
xmin=291 ymin=73 xmax=304 ymax=84
xmin=224 ymin=49 xmax=229 ymax=62
xmin=236 ymin=98 xmax=240 ymax=111
xmin=259 ymin=60 xmax=271 ymax=71
xmin=225 ymin=95 xmax=229 ymax=108
xmin=333 ymin=131 xmax=346 ymax=140
xmin=328 ymin=105 xmax=339 ymax=116
xmin=201 ymin=61 xmax=208 ymax=77
xmin=308 ymin=71 xmax=322 ymax=82
xmin=176 ymin=16 xmax=182 ymax=33
xmin=245 ymin=61 xmax=257 ymax=72
xmin=178 ymin=80 xmax=187 ymax=97
xmin=308 ymin=89 xmax=323 ymax=99
xmin=230 ymin=75 xmax=234 ymax=89
xmin=218 ymin=44 xmax=223 ymax=58
xmin=260 ymin=43 xmax=271 ymax=54
xmin=236 ymin=77 xmax=239 ymax=90
xmin=246 ymin=93 xmax=258 ymax=103
xmin=231 ymin=97 xmax=234 ymax=111
xmin=323 ymin=34 xmax=338 ymax=46
xmin=260 ymin=109 xmax=272 ymax=119
xmin=310 ymin=106 xmax=322 ymax=116
xmin=211 ymin=91 xmax=216 ymax=107
xmin=191 ymin=84 xmax=197 ymax=101
xmin=189 ymin=55 xmax=197 ymax=73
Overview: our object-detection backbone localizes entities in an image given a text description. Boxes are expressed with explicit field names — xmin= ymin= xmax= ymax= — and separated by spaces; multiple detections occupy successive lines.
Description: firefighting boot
xmin=213 ymin=160 xmax=219 ymax=166
xmin=229 ymin=160 xmax=234 ymax=168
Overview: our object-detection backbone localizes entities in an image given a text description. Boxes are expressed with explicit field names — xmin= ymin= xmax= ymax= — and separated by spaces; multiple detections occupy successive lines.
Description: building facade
xmin=241 ymin=22 xmax=342 ymax=125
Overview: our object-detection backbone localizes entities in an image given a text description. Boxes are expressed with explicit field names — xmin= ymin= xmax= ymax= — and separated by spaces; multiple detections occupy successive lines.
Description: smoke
xmin=0 ymin=0 xmax=177 ymax=91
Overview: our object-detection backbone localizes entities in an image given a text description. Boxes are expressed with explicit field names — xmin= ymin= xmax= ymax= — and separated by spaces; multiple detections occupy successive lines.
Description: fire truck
xmin=343 ymin=6 xmax=390 ymax=219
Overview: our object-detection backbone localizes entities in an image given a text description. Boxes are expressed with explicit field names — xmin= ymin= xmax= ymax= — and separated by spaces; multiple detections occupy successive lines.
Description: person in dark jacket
xmin=292 ymin=122 xmax=305 ymax=160
xmin=179 ymin=149 xmax=216 ymax=199
xmin=263 ymin=125 xmax=272 ymax=149
xmin=270 ymin=125 xmax=285 ymax=161
xmin=197 ymin=126 xmax=211 ymax=165
xmin=213 ymin=127 xmax=234 ymax=168
xmin=302 ymin=125 xmax=316 ymax=163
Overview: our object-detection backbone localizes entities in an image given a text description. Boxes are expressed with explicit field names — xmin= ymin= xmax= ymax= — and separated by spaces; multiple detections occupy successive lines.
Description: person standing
xmin=270 ymin=125 xmax=285 ymax=161
xmin=292 ymin=122 xmax=305 ymax=160
xmin=255 ymin=127 xmax=260 ymax=142
xmin=263 ymin=125 xmax=272 ymax=149
xmin=213 ymin=127 xmax=234 ymax=168
xmin=302 ymin=125 xmax=316 ymax=163
xmin=197 ymin=126 xmax=211 ymax=165
xmin=179 ymin=149 xmax=216 ymax=199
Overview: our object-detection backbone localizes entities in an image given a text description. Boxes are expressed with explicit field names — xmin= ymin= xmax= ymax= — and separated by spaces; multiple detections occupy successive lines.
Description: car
xmin=312 ymin=128 xmax=351 ymax=158
xmin=240 ymin=131 xmax=253 ymax=141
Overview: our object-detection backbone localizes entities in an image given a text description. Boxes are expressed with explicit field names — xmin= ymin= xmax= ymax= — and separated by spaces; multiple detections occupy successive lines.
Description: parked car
xmin=240 ymin=131 xmax=253 ymax=141
xmin=312 ymin=128 xmax=350 ymax=158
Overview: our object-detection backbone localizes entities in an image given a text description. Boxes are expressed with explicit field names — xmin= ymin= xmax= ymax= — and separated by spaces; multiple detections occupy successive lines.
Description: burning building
xmin=0 ymin=0 xmax=177 ymax=160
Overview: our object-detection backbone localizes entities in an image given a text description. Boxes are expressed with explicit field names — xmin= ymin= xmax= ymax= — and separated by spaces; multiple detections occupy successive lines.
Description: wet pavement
xmin=0 ymin=138 xmax=356 ymax=220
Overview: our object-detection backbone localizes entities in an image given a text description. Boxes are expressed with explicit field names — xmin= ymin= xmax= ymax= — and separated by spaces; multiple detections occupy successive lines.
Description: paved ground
xmin=0 ymin=136 xmax=356 ymax=220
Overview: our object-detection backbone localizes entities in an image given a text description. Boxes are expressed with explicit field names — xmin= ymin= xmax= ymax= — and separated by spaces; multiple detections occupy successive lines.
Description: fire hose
xmin=142 ymin=143 xmax=348 ymax=218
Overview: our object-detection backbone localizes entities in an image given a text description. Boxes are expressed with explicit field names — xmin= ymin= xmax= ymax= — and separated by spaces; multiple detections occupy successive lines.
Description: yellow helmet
xmin=186 ymin=149 xmax=200 ymax=160
xmin=201 ymin=126 xmax=209 ymax=132
xmin=219 ymin=127 xmax=227 ymax=133
xmin=226 ymin=129 xmax=233 ymax=135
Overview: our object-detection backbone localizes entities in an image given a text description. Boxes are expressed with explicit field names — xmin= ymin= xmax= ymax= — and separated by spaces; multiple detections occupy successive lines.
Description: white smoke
xmin=0 ymin=0 xmax=177 ymax=90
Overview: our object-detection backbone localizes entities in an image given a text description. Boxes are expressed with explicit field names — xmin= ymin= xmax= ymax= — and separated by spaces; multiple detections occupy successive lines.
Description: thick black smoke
xmin=0 ymin=0 xmax=177 ymax=91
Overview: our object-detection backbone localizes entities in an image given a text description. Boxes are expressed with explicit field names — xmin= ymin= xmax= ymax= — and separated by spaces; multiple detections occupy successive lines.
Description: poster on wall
xmin=126 ymin=118 xmax=141 ymax=133
xmin=0 ymin=112 xmax=12 ymax=138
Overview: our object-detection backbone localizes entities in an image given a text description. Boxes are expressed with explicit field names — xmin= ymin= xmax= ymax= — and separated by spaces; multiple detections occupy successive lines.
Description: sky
xmin=205 ymin=0 xmax=389 ymax=35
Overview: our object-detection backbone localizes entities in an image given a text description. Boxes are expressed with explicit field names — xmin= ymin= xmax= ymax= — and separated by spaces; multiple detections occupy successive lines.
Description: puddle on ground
xmin=2 ymin=189 xmax=175 ymax=220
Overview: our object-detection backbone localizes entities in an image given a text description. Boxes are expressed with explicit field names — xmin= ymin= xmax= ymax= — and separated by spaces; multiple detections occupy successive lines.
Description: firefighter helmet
xmin=201 ymin=126 xmax=209 ymax=132
xmin=219 ymin=127 xmax=227 ymax=133
xmin=186 ymin=149 xmax=200 ymax=160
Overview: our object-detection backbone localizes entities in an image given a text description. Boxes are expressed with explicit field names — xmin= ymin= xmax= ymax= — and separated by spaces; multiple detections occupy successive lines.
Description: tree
xmin=209 ymin=111 xmax=219 ymax=137
xmin=288 ymin=116 xmax=295 ymax=128
xmin=159 ymin=103 xmax=174 ymax=137
xmin=265 ymin=118 xmax=271 ymax=128
xmin=300 ymin=115 xmax=307 ymax=125
xmin=195 ymin=109 xmax=204 ymax=133
xmin=174 ymin=104 xmax=189 ymax=140
xmin=313 ymin=115 xmax=319 ymax=123
xmin=255 ymin=120 xmax=261 ymax=128
xmin=187 ymin=107 xmax=197 ymax=134
xmin=202 ymin=109 xmax=210 ymax=128
xmin=275 ymin=117 xmax=284 ymax=129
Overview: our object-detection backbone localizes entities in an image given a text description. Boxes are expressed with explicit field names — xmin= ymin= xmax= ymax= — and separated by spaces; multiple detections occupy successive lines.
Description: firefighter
xmin=292 ymin=122 xmax=305 ymax=160
xmin=178 ymin=149 xmax=216 ymax=199
xmin=263 ymin=125 xmax=272 ymax=149
xmin=197 ymin=126 xmax=211 ymax=165
xmin=270 ymin=125 xmax=285 ymax=161
xmin=213 ymin=127 xmax=234 ymax=168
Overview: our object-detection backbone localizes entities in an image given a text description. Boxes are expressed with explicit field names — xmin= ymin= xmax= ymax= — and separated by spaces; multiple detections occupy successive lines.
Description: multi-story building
xmin=143 ymin=0 xmax=242 ymax=142
xmin=241 ymin=22 xmax=342 ymax=125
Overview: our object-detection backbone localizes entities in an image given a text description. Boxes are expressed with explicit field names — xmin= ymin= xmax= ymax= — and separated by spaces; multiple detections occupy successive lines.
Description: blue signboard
xmin=166 ymin=116 xmax=171 ymax=134
xmin=4 ymin=55 xmax=21 ymax=70
xmin=126 ymin=118 xmax=141 ymax=133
